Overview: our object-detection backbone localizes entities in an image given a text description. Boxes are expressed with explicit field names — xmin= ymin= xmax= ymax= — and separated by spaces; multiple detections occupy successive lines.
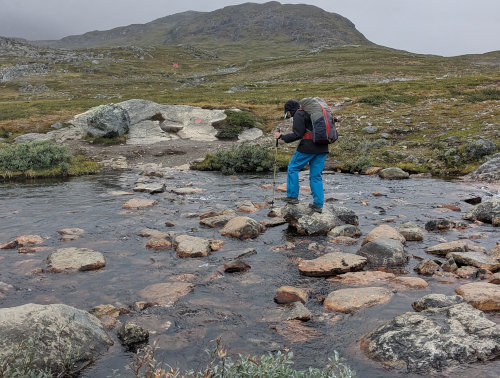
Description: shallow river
xmin=0 ymin=169 xmax=498 ymax=378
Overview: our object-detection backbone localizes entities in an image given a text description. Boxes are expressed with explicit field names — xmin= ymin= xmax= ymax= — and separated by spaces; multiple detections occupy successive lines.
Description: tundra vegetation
xmin=1 ymin=41 xmax=498 ymax=177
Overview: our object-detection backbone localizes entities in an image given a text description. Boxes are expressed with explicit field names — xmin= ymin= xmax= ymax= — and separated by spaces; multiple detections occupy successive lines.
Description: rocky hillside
xmin=33 ymin=1 xmax=372 ymax=50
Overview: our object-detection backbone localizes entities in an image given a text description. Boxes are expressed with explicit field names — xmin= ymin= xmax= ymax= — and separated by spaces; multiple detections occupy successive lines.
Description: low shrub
xmin=0 ymin=141 xmax=72 ymax=172
xmin=214 ymin=110 xmax=257 ymax=140
xmin=344 ymin=155 xmax=371 ymax=173
xmin=150 ymin=112 xmax=166 ymax=122
xmin=84 ymin=134 xmax=128 ymax=145
xmin=191 ymin=144 xmax=274 ymax=175
xmin=465 ymin=88 xmax=500 ymax=102
xmin=0 ymin=141 xmax=98 ymax=180
xmin=358 ymin=94 xmax=419 ymax=106
xmin=358 ymin=95 xmax=386 ymax=106
xmin=130 ymin=338 xmax=356 ymax=378
xmin=0 ymin=317 xmax=82 ymax=378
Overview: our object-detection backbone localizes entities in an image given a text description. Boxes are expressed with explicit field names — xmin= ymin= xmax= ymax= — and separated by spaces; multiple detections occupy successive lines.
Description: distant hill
xmin=34 ymin=1 xmax=373 ymax=51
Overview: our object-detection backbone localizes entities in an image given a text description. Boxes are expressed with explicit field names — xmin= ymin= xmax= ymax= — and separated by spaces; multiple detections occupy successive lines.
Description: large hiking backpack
xmin=300 ymin=97 xmax=338 ymax=144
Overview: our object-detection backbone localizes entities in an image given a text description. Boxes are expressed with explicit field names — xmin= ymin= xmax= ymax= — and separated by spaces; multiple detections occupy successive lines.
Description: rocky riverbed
xmin=0 ymin=162 xmax=499 ymax=377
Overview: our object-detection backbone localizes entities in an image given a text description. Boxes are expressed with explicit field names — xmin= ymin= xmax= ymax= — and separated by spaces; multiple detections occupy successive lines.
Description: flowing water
xmin=0 ymin=170 xmax=498 ymax=378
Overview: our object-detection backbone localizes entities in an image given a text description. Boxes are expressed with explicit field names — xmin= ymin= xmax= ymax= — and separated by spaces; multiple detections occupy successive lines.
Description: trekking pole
xmin=271 ymin=128 xmax=280 ymax=208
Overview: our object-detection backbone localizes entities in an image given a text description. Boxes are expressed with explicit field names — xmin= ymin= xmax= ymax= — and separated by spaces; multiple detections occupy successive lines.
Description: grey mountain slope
xmin=32 ymin=1 xmax=372 ymax=49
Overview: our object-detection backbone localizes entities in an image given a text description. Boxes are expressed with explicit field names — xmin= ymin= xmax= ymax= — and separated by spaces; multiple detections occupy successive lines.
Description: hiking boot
xmin=282 ymin=197 xmax=299 ymax=205
xmin=309 ymin=204 xmax=323 ymax=213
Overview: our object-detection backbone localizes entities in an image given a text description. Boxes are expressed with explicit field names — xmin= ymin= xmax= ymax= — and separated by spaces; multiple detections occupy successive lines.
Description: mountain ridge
xmin=32 ymin=1 xmax=373 ymax=51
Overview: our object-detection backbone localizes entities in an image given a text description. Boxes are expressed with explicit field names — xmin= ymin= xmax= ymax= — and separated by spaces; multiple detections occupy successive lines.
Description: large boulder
xmin=466 ymin=152 xmax=500 ymax=182
xmin=361 ymin=302 xmax=500 ymax=373
xmin=463 ymin=197 xmax=500 ymax=226
xmin=357 ymin=238 xmax=409 ymax=268
xmin=0 ymin=304 xmax=112 ymax=374
xmin=86 ymin=103 xmax=130 ymax=138
xmin=283 ymin=204 xmax=344 ymax=236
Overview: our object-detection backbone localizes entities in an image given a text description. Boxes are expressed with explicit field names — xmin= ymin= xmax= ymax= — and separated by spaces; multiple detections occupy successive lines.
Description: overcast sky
xmin=1 ymin=0 xmax=499 ymax=57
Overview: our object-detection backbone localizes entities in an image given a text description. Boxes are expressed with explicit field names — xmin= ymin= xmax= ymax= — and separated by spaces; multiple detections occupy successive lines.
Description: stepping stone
xmin=46 ymin=247 xmax=106 ymax=272
xmin=298 ymin=252 xmax=367 ymax=277
xmin=324 ymin=287 xmax=393 ymax=313
xmin=447 ymin=251 xmax=500 ymax=272
xmin=455 ymin=282 xmax=500 ymax=311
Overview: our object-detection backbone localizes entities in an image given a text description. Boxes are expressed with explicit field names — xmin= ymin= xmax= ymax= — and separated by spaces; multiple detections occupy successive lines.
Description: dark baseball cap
xmin=284 ymin=99 xmax=299 ymax=119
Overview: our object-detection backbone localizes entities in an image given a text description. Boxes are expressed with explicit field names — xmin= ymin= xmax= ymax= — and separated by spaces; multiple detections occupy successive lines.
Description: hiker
xmin=275 ymin=99 xmax=329 ymax=213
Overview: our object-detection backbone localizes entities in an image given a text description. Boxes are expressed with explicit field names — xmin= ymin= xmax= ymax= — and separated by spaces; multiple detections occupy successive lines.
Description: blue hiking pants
xmin=286 ymin=151 xmax=328 ymax=208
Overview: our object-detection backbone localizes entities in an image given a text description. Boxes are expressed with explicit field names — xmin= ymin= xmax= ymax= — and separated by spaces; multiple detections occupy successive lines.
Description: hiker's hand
xmin=274 ymin=131 xmax=281 ymax=139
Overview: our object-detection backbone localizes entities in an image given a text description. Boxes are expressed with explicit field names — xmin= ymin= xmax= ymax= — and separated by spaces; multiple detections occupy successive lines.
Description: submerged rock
xmin=361 ymin=302 xmax=500 ymax=373
xmin=139 ymin=281 xmax=194 ymax=306
xmin=117 ymin=322 xmax=149 ymax=350
xmin=425 ymin=218 xmax=468 ymax=231
xmin=58 ymin=228 xmax=84 ymax=242
xmin=133 ymin=182 xmax=166 ymax=194
xmin=0 ymin=304 xmax=112 ymax=375
xmin=122 ymin=198 xmax=157 ymax=209
xmin=223 ymin=260 xmax=251 ymax=273
xmin=0 ymin=234 xmax=44 ymax=249
xmin=285 ymin=302 xmax=311 ymax=321
xmin=274 ymin=286 xmax=308 ymax=304
xmin=330 ymin=271 xmax=395 ymax=286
